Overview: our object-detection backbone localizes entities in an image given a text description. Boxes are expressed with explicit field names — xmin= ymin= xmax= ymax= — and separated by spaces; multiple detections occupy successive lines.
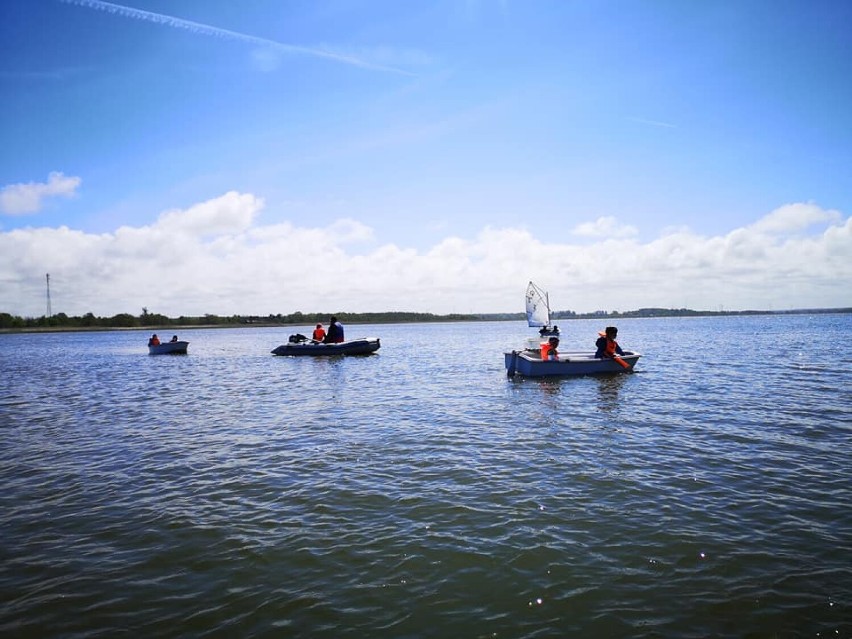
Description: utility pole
xmin=46 ymin=273 xmax=52 ymax=317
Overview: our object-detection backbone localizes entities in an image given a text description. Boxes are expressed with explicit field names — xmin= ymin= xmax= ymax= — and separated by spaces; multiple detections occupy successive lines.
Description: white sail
xmin=525 ymin=281 xmax=551 ymax=327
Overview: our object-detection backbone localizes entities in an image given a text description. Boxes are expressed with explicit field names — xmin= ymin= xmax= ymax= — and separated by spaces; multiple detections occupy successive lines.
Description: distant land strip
xmin=1 ymin=307 xmax=850 ymax=333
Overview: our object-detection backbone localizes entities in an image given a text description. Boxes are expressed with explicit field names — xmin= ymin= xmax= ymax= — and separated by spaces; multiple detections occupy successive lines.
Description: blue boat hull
xmin=505 ymin=350 xmax=640 ymax=377
xmin=148 ymin=341 xmax=189 ymax=355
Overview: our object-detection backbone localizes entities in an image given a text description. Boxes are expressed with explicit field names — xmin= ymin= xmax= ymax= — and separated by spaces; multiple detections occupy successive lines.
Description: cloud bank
xmin=0 ymin=172 xmax=81 ymax=215
xmin=0 ymin=193 xmax=849 ymax=317
xmin=572 ymin=216 xmax=638 ymax=238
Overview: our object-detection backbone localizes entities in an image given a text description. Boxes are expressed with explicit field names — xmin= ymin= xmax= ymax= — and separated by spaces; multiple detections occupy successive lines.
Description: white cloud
xmin=572 ymin=216 xmax=639 ymax=239
xmin=0 ymin=172 xmax=81 ymax=215
xmin=155 ymin=191 xmax=263 ymax=236
xmin=749 ymin=202 xmax=842 ymax=234
xmin=0 ymin=193 xmax=849 ymax=317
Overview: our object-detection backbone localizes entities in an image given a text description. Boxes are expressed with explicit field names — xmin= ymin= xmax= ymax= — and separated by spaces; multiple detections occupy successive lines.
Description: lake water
xmin=1 ymin=315 xmax=850 ymax=638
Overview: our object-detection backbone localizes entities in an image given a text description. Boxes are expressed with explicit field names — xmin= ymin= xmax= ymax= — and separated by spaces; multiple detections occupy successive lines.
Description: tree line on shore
xmin=1 ymin=306 xmax=848 ymax=331
xmin=0 ymin=310 xmax=478 ymax=330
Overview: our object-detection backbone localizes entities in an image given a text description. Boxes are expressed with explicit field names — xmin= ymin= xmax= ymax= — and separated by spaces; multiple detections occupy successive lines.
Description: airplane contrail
xmin=628 ymin=116 xmax=678 ymax=129
xmin=59 ymin=0 xmax=410 ymax=75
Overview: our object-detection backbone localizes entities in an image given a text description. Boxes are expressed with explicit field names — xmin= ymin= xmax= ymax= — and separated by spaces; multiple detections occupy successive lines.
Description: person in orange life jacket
xmin=148 ymin=334 xmax=160 ymax=346
xmin=540 ymin=336 xmax=559 ymax=361
xmin=323 ymin=316 xmax=345 ymax=343
xmin=312 ymin=323 xmax=326 ymax=342
xmin=594 ymin=326 xmax=624 ymax=359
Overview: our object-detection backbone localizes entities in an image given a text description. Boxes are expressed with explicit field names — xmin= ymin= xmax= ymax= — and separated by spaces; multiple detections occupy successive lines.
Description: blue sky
xmin=1 ymin=0 xmax=850 ymax=317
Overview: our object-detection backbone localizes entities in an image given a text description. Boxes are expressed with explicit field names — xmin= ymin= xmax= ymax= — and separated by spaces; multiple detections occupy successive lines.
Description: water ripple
xmin=2 ymin=317 xmax=851 ymax=637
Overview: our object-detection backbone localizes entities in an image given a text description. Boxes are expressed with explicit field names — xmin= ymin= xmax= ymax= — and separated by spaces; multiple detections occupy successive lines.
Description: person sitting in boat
xmin=148 ymin=334 xmax=160 ymax=346
xmin=312 ymin=323 xmax=326 ymax=342
xmin=323 ymin=316 xmax=345 ymax=343
xmin=539 ymin=325 xmax=560 ymax=336
xmin=170 ymin=335 xmax=179 ymax=342
xmin=595 ymin=326 xmax=624 ymax=359
xmin=540 ymin=336 xmax=559 ymax=361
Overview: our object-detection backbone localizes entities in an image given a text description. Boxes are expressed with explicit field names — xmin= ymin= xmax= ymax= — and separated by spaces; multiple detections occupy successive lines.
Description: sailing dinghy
xmin=525 ymin=281 xmax=559 ymax=336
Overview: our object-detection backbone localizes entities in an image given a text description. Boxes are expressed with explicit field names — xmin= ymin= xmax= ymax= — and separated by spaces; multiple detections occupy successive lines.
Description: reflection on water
xmin=515 ymin=368 xmax=629 ymax=415
xmin=1 ymin=315 xmax=851 ymax=638
xmin=533 ymin=379 xmax=562 ymax=397
xmin=595 ymin=373 xmax=629 ymax=413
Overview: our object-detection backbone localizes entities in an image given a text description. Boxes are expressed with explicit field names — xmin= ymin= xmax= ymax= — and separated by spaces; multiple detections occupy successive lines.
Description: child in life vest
xmin=540 ymin=336 xmax=559 ymax=361
xmin=595 ymin=326 xmax=624 ymax=358
xmin=312 ymin=324 xmax=326 ymax=342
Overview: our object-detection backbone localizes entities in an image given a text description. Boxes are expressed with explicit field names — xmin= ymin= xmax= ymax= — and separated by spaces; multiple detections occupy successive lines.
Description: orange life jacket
xmin=312 ymin=328 xmax=326 ymax=341
xmin=598 ymin=331 xmax=619 ymax=358
xmin=540 ymin=342 xmax=558 ymax=361
xmin=598 ymin=330 xmax=629 ymax=368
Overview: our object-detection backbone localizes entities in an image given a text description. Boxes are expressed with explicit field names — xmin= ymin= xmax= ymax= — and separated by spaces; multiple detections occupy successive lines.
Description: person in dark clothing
xmin=323 ymin=316 xmax=345 ymax=343
xmin=594 ymin=326 xmax=624 ymax=359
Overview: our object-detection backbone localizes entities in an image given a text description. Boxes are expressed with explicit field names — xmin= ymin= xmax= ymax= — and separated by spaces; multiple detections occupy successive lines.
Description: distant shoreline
xmin=1 ymin=307 xmax=849 ymax=334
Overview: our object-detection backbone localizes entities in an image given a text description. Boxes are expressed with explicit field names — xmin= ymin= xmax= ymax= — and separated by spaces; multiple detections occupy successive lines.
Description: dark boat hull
xmin=271 ymin=338 xmax=380 ymax=356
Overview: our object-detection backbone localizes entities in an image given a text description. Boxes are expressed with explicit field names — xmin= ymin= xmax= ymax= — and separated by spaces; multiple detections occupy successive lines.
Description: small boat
xmin=505 ymin=348 xmax=641 ymax=378
xmin=271 ymin=337 xmax=381 ymax=357
xmin=148 ymin=340 xmax=189 ymax=355
xmin=507 ymin=282 xmax=640 ymax=377
xmin=526 ymin=281 xmax=560 ymax=336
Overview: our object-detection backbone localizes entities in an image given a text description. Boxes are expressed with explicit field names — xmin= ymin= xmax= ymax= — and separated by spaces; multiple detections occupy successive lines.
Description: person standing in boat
xmin=595 ymin=326 xmax=624 ymax=359
xmin=540 ymin=336 xmax=559 ymax=361
xmin=148 ymin=334 xmax=160 ymax=346
xmin=323 ymin=316 xmax=345 ymax=343
xmin=312 ymin=323 xmax=326 ymax=342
